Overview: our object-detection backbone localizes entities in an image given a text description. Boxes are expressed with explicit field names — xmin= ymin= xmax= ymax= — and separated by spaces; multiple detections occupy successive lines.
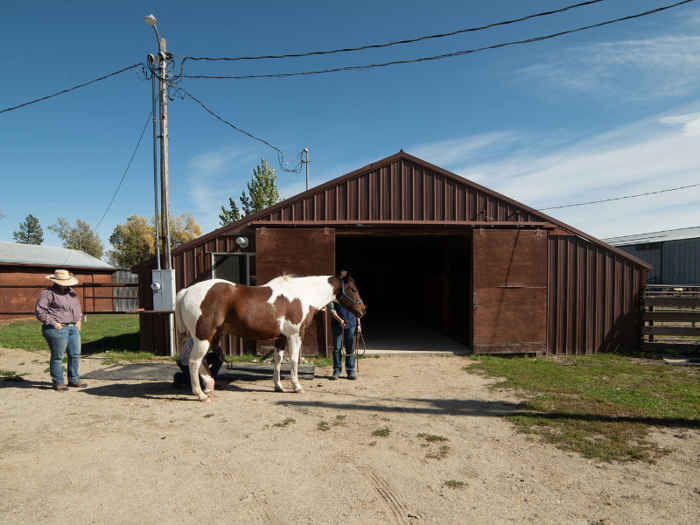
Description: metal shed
xmin=0 ymin=242 xmax=116 ymax=320
xmin=604 ymin=226 xmax=700 ymax=285
xmin=133 ymin=151 xmax=650 ymax=356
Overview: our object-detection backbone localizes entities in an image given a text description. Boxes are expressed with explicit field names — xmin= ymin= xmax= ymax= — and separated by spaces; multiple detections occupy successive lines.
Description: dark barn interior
xmin=336 ymin=232 xmax=472 ymax=353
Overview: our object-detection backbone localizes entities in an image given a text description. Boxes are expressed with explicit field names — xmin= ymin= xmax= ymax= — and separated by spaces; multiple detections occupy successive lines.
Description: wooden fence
xmin=641 ymin=285 xmax=700 ymax=354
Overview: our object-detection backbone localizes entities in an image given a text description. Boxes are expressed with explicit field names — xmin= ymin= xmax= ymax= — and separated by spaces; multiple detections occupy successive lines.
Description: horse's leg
xmin=203 ymin=332 xmax=222 ymax=395
xmin=188 ymin=338 xmax=212 ymax=403
xmin=273 ymin=337 xmax=286 ymax=392
xmin=287 ymin=333 xmax=304 ymax=393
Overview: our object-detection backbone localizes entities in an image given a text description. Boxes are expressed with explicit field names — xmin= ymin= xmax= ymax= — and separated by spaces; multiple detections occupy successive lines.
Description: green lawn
xmin=465 ymin=353 xmax=699 ymax=462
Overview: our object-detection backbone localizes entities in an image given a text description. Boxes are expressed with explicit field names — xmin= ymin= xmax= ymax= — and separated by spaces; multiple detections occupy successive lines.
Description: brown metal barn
xmin=133 ymin=151 xmax=651 ymax=356
xmin=0 ymin=242 xmax=117 ymax=320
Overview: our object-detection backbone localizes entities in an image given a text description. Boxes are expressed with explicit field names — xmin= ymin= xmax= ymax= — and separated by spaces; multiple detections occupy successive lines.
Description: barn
xmin=0 ymin=241 xmax=116 ymax=320
xmin=133 ymin=151 xmax=651 ymax=356
xmin=604 ymin=226 xmax=700 ymax=286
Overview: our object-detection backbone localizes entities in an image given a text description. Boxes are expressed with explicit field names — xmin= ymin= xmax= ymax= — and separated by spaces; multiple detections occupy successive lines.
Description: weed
xmin=318 ymin=421 xmax=331 ymax=432
xmin=417 ymin=433 xmax=449 ymax=443
xmin=0 ymin=369 xmax=28 ymax=382
xmin=372 ymin=427 xmax=391 ymax=438
xmin=273 ymin=418 xmax=296 ymax=428
xmin=368 ymin=441 xmax=377 ymax=447
xmin=18 ymin=362 xmax=25 ymax=366
xmin=443 ymin=480 xmax=466 ymax=489
xmin=203 ymin=414 xmax=215 ymax=419
xmin=426 ymin=445 xmax=451 ymax=460
xmin=381 ymin=417 xmax=391 ymax=422
xmin=333 ymin=415 xmax=347 ymax=427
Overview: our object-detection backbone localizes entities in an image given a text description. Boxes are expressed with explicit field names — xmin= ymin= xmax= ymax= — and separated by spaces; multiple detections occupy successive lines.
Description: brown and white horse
xmin=174 ymin=274 xmax=366 ymax=402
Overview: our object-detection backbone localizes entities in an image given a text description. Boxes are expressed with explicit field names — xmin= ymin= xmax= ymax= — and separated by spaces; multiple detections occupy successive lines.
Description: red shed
xmin=0 ymin=242 xmax=117 ymax=320
xmin=133 ymin=152 xmax=651 ymax=356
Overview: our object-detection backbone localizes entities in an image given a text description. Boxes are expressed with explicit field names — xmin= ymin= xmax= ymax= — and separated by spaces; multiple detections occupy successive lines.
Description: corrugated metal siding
xmin=617 ymin=244 xmax=662 ymax=284
xmin=262 ymin=159 xmax=546 ymax=225
xmin=662 ymin=238 xmax=700 ymax=285
xmin=548 ymin=236 xmax=644 ymax=354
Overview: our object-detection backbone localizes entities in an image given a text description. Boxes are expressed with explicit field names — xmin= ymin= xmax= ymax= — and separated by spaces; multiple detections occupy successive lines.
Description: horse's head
xmin=337 ymin=275 xmax=366 ymax=319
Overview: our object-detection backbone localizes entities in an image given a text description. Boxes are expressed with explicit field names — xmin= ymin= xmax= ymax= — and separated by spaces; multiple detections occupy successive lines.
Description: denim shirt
xmin=329 ymin=302 xmax=357 ymax=329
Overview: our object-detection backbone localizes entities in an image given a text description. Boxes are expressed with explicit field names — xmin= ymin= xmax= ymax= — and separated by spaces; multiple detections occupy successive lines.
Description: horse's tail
xmin=174 ymin=287 xmax=189 ymax=350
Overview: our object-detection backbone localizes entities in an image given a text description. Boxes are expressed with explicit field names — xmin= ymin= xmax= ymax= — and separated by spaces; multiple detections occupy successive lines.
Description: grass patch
xmin=426 ymin=445 xmax=451 ymax=460
xmin=417 ymin=433 xmax=449 ymax=443
xmin=0 ymin=369 xmax=28 ymax=382
xmin=372 ymin=427 xmax=391 ymax=438
xmin=224 ymin=353 xmax=259 ymax=363
xmin=0 ymin=315 xmax=141 ymax=354
xmin=273 ymin=418 xmax=295 ymax=428
xmin=464 ymin=353 xmax=699 ymax=462
xmin=443 ymin=480 xmax=466 ymax=489
xmin=317 ymin=420 xmax=331 ymax=432
xmin=203 ymin=414 xmax=215 ymax=419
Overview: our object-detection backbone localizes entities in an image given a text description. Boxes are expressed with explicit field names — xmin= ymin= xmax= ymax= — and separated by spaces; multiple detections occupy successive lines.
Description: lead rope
xmin=341 ymin=325 xmax=366 ymax=372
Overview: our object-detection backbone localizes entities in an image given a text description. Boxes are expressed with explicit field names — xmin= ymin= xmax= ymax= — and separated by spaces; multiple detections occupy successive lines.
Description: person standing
xmin=173 ymin=336 xmax=225 ymax=391
xmin=329 ymin=270 xmax=362 ymax=380
xmin=35 ymin=269 xmax=87 ymax=392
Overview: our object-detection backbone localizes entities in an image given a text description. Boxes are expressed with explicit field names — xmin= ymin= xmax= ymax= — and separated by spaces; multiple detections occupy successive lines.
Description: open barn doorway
xmin=335 ymin=233 xmax=471 ymax=354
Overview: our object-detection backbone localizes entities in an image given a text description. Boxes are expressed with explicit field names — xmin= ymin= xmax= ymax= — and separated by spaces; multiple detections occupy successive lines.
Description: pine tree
xmin=13 ymin=214 xmax=44 ymax=245
xmin=219 ymin=197 xmax=241 ymax=226
xmin=239 ymin=158 xmax=281 ymax=216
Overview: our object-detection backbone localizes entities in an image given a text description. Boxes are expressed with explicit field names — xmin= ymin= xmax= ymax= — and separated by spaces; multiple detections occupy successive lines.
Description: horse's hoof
xmin=274 ymin=385 xmax=284 ymax=393
xmin=294 ymin=388 xmax=305 ymax=394
xmin=198 ymin=395 xmax=211 ymax=403
xmin=204 ymin=390 xmax=214 ymax=397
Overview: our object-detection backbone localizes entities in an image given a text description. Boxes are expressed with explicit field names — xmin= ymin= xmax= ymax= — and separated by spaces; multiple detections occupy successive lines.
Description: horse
xmin=174 ymin=274 xmax=366 ymax=402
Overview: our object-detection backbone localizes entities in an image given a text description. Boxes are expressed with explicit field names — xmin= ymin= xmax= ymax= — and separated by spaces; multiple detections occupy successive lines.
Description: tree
xmin=219 ymin=197 xmax=241 ymax=226
xmin=13 ymin=214 xmax=43 ymax=245
xmin=48 ymin=218 xmax=104 ymax=259
xmin=107 ymin=213 xmax=202 ymax=268
xmin=239 ymin=158 xmax=281 ymax=216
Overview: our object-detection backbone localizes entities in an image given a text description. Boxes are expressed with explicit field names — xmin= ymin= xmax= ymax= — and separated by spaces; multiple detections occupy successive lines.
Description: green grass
xmin=443 ymin=480 xmax=466 ymax=489
xmin=372 ymin=427 xmax=391 ymax=438
xmin=417 ymin=433 xmax=449 ymax=442
xmin=0 ymin=369 xmax=28 ymax=382
xmin=317 ymin=420 xmax=331 ymax=432
xmin=273 ymin=418 xmax=295 ymax=428
xmin=464 ymin=353 xmax=700 ymax=462
xmin=0 ymin=315 xmax=141 ymax=354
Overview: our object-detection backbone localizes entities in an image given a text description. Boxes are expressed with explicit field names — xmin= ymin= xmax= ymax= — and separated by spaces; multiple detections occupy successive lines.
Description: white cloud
xmin=409 ymin=111 xmax=700 ymax=238
xmin=519 ymin=34 xmax=700 ymax=101
xmin=659 ymin=112 xmax=700 ymax=136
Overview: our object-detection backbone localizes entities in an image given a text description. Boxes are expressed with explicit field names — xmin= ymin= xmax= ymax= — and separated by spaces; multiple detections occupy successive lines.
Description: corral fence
xmin=642 ymin=285 xmax=700 ymax=354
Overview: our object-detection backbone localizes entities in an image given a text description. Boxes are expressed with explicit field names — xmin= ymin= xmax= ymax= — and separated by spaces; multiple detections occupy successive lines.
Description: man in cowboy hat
xmin=35 ymin=269 xmax=87 ymax=392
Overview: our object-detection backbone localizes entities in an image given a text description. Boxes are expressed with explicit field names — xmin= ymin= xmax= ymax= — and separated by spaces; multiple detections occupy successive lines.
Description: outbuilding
xmin=0 ymin=241 xmax=117 ymax=320
xmin=133 ymin=151 xmax=651 ymax=356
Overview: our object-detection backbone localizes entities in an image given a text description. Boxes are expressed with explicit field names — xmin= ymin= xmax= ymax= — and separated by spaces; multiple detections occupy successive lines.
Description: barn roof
xmin=603 ymin=226 xmax=700 ymax=247
xmin=135 ymin=151 xmax=651 ymax=271
xmin=0 ymin=241 xmax=115 ymax=270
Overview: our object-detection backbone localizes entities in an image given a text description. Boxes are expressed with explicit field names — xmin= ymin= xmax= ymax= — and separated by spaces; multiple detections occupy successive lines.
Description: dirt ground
xmin=1 ymin=347 xmax=698 ymax=525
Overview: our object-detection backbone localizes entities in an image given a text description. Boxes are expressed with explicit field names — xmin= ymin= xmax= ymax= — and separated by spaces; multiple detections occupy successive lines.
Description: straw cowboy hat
xmin=46 ymin=269 xmax=79 ymax=287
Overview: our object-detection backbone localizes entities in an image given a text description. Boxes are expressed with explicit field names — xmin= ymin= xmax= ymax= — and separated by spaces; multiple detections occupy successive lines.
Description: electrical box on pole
xmin=151 ymin=269 xmax=176 ymax=311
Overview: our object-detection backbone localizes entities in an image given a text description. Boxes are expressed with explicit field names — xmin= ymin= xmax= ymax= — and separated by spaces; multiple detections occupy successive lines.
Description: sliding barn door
xmin=256 ymin=227 xmax=335 ymax=355
xmin=472 ymin=229 xmax=547 ymax=354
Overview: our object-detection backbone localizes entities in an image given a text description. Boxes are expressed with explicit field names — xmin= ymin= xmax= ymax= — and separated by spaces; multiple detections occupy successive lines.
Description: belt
xmin=65 ymin=323 xmax=75 ymax=326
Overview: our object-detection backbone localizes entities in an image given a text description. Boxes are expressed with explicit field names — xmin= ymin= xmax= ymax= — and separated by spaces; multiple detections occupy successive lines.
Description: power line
xmin=181 ymin=0 xmax=695 ymax=80
xmin=174 ymin=86 xmax=303 ymax=173
xmin=182 ymin=0 xmax=606 ymax=63
xmin=539 ymin=182 xmax=700 ymax=210
xmin=94 ymin=111 xmax=152 ymax=231
xmin=0 ymin=64 xmax=141 ymax=115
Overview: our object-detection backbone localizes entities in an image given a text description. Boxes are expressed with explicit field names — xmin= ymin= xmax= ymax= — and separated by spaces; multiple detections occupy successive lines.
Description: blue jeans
xmin=332 ymin=325 xmax=356 ymax=376
xmin=42 ymin=325 xmax=81 ymax=386
xmin=174 ymin=353 xmax=223 ymax=388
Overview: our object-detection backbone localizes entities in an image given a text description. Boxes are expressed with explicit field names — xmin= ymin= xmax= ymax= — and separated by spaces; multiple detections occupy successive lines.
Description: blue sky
xmin=1 ymin=0 xmax=699 ymax=253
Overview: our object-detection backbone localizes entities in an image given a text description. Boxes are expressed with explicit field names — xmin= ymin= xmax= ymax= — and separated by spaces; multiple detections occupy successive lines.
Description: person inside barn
xmin=173 ymin=336 xmax=225 ymax=391
xmin=329 ymin=269 xmax=362 ymax=380
xmin=35 ymin=269 xmax=87 ymax=392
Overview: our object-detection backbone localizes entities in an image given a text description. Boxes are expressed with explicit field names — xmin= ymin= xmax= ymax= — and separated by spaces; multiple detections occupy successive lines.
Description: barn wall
xmin=547 ymin=236 xmax=645 ymax=354
xmin=0 ymin=266 xmax=114 ymax=320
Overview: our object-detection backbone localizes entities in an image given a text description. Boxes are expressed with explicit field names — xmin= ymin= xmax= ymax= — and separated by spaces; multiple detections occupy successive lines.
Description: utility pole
xmin=144 ymin=14 xmax=176 ymax=356
xmin=302 ymin=148 xmax=309 ymax=191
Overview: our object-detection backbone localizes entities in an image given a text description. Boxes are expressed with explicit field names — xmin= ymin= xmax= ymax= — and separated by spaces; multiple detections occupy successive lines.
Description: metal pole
xmin=148 ymin=54 xmax=161 ymax=270
xmin=304 ymin=148 xmax=309 ymax=191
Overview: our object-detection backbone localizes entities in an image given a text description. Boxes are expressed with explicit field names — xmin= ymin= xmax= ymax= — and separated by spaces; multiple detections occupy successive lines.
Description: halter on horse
xmin=175 ymin=274 xmax=365 ymax=402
